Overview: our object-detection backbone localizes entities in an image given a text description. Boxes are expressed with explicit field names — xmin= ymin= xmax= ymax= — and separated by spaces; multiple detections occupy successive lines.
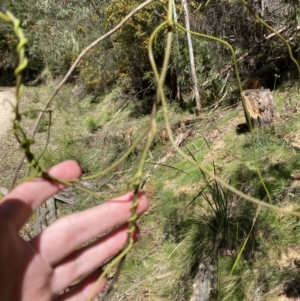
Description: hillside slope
xmin=1 ymin=85 xmax=300 ymax=300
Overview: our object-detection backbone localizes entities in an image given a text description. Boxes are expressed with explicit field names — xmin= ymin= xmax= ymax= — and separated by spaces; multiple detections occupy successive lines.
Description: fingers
xmin=0 ymin=161 xmax=82 ymax=230
xmin=31 ymin=192 xmax=148 ymax=266
xmin=54 ymin=269 xmax=106 ymax=301
xmin=51 ymin=225 xmax=131 ymax=294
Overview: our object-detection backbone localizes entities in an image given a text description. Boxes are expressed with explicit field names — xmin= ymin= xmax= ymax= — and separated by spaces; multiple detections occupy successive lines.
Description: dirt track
xmin=0 ymin=89 xmax=16 ymax=139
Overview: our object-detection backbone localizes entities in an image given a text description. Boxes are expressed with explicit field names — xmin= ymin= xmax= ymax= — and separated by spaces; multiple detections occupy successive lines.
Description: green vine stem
xmin=176 ymin=23 xmax=252 ymax=131
xmin=9 ymin=0 xmax=156 ymax=189
xmin=32 ymin=0 xmax=156 ymax=138
xmin=2 ymin=2 xmax=300 ymax=301
xmin=149 ymin=15 xmax=299 ymax=217
xmin=175 ymin=23 xmax=273 ymax=204
xmin=88 ymin=5 xmax=174 ymax=300
xmin=0 ymin=6 xmax=50 ymax=185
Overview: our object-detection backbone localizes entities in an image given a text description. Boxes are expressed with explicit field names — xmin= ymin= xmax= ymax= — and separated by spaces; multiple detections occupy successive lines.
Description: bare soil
xmin=0 ymin=88 xmax=16 ymax=139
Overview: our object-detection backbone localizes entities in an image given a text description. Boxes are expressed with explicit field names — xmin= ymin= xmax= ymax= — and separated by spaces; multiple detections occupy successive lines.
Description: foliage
xmin=0 ymin=0 xmax=106 ymax=83
xmin=2 ymin=1 xmax=300 ymax=300
xmin=104 ymin=0 xmax=166 ymax=94
xmin=175 ymin=164 xmax=255 ymax=297
xmin=1 ymin=0 xmax=298 ymax=100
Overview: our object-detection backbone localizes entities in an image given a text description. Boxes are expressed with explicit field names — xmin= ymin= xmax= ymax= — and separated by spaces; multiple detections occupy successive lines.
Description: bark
xmin=46 ymin=197 xmax=57 ymax=225
xmin=36 ymin=193 xmax=74 ymax=233
xmin=241 ymin=89 xmax=279 ymax=127
xmin=189 ymin=264 xmax=215 ymax=301
xmin=37 ymin=205 xmax=47 ymax=233
xmin=172 ymin=0 xmax=184 ymax=105
xmin=181 ymin=0 xmax=201 ymax=115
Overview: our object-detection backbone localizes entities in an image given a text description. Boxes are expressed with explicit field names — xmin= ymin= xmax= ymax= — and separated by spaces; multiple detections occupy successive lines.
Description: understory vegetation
xmin=1 ymin=0 xmax=299 ymax=102
xmin=1 ymin=0 xmax=300 ymax=300
xmin=0 ymin=83 xmax=299 ymax=300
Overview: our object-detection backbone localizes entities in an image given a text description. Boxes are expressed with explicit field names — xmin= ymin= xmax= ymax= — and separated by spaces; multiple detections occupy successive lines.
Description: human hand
xmin=0 ymin=160 xmax=149 ymax=301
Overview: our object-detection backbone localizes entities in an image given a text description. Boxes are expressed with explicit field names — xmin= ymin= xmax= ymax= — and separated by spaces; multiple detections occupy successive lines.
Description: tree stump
xmin=189 ymin=264 xmax=216 ymax=301
xmin=37 ymin=205 xmax=47 ymax=233
xmin=241 ymin=89 xmax=279 ymax=127
xmin=46 ymin=197 xmax=57 ymax=225
xmin=0 ymin=185 xmax=74 ymax=233
xmin=36 ymin=193 xmax=75 ymax=233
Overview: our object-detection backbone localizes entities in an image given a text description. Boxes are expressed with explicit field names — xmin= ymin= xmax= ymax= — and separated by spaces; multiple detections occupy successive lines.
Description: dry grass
xmin=1 ymin=86 xmax=300 ymax=300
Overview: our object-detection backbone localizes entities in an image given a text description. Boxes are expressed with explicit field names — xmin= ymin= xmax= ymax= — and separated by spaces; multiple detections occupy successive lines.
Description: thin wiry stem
xmin=31 ymin=0 xmax=155 ymax=138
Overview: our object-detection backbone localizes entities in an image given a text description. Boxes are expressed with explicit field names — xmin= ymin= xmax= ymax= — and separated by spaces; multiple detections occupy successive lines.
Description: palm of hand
xmin=0 ymin=161 xmax=148 ymax=301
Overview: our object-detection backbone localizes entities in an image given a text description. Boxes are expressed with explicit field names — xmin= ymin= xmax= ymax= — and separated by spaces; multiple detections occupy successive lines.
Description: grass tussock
xmin=1 ymin=86 xmax=300 ymax=300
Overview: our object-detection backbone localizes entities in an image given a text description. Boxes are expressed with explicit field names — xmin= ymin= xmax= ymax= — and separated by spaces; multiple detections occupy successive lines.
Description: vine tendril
xmin=2 ymin=2 xmax=300 ymax=301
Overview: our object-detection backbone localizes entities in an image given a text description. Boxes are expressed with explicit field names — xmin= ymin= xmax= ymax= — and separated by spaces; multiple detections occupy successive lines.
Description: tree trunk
xmin=181 ymin=0 xmax=202 ymax=115
xmin=241 ymin=89 xmax=279 ymax=127
xmin=171 ymin=1 xmax=184 ymax=106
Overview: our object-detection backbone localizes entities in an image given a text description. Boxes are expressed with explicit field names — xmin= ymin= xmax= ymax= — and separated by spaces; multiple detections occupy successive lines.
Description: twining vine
xmin=1 ymin=0 xmax=300 ymax=300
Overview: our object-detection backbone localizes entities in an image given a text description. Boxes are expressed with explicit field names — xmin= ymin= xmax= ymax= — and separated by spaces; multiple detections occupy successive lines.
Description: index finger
xmin=0 ymin=160 xmax=82 ymax=230
xmin=31 ymin=191 xmax=149 ymax=266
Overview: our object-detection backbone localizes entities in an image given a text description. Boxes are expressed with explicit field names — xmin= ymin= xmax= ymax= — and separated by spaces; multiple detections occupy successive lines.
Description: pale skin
xmin=0 ymin=160 xmax=149 ymax=301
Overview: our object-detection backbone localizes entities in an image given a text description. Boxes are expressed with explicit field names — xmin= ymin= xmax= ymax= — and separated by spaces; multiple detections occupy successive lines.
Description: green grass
xmin=135 ymin=91 xmax=300 ymax=300
xmin=3 ymin=85 xmax=300 ymax=301
xmin=24 ymin=107 xmax=39 ymax=119
xmin=37 ymin=115 xmax=51 ymax=133
xmin=85 ymin=117 xmax=99 ymax=133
